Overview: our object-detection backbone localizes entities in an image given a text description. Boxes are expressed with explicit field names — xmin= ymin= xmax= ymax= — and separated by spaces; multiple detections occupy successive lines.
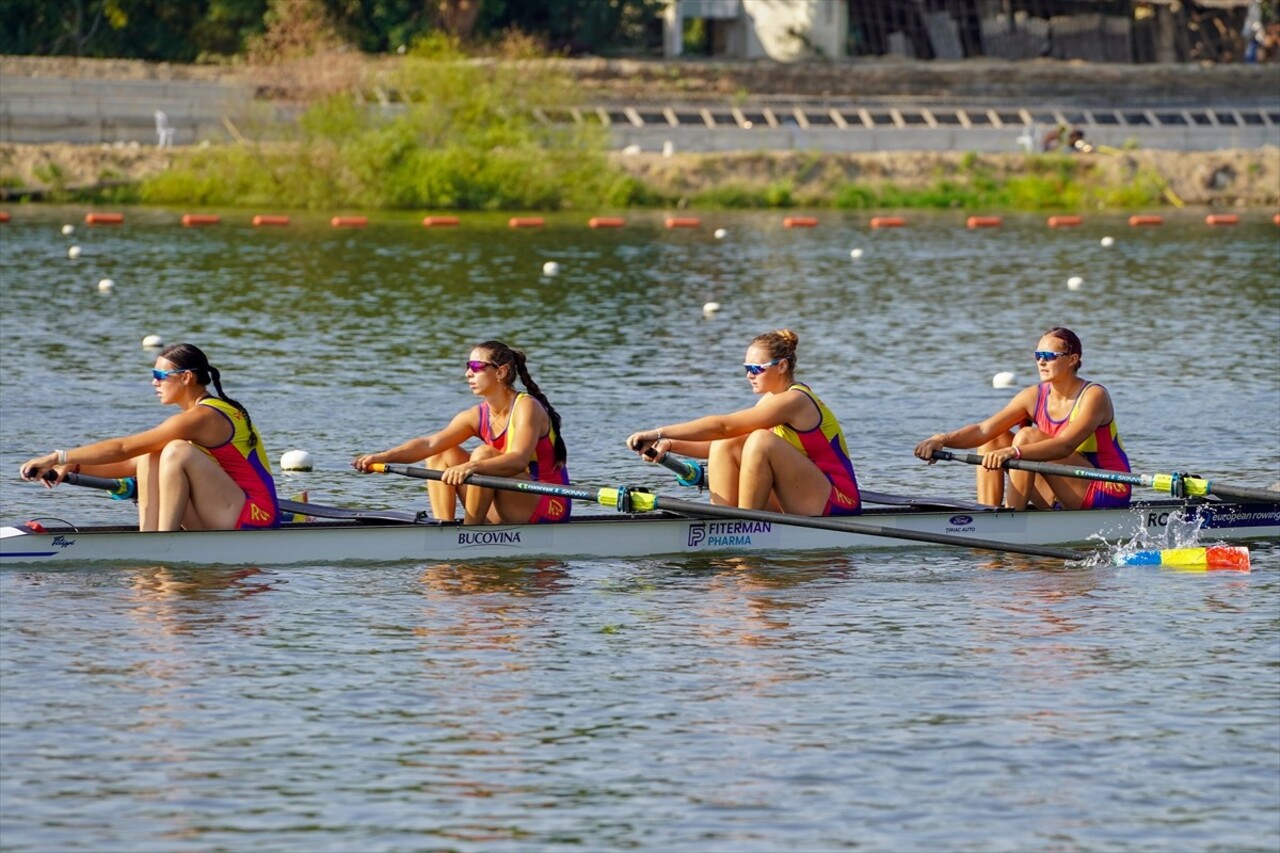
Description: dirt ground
xmin=3 ymin=141 xmax=1277 ymax=207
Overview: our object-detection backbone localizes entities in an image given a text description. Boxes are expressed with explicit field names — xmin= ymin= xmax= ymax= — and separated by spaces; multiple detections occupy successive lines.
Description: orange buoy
xmin=422 ymin=216 xmax=460 ymax=227
xmin=509 ymin=217 xmax=545 ymax=229
xmin=252 ymin=215 xmax=290 ymax=227
xmin=783 ymin=216 xmax=819 ymax=228
xmin=665 ymin=217 xmax=701 ymax=229
xmin=870 ymin=216 xmax=906 ymax=229
xmin=181 ymin=214 xmax=220 ymax=227
xmin=85 ymin=212 xmax=124 ymax=225
xmin=1273 ymin=213 xmax=1280 ymax=226
xmin=588 ymin=217 xmax=626 ymax=228
xmin=966 ymin=216 xmax=1002 ymax=229
xmin=0 ymin=211 xmax=10 ymax=223
xmin=1047 ymin=215 xmax=1083 ymax=228
xmin=1128 ymin=214 xmax=1163 ymax=227
xmin=1204 ymin=214 xmax=1239 ymax=226
xmin=331 ymin=216 xmax=368 ymax=228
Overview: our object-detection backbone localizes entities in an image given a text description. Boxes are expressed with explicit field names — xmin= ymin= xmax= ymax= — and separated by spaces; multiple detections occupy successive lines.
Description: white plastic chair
xmin=155 ymin=111 xmax=175 ymax=148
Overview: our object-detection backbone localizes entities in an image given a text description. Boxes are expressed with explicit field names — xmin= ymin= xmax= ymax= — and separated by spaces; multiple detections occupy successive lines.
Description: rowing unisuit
xmin=479 ymin=391 xmax=571 ymax=522
xmin=198 ymin=397 xmax=280 ymax=528
xmin=771 ymin=382 xmax=862 ymax=515
xmin=1031 ymin=381 xmax=1131 ymax=508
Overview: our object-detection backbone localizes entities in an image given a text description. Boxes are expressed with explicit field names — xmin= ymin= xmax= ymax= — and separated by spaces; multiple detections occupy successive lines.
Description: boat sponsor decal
xmin=457 ymin=528 xmax=523 ymax=548
xmin=946 ymin=514 xmax=976 ymax=533
xmin=1194 ymin=505 xmax=1280 ymax=529
xmin=50 ymin=535 xmax=76 ymax=550
xmin=687 ymin=520 xmax=775 ymax=549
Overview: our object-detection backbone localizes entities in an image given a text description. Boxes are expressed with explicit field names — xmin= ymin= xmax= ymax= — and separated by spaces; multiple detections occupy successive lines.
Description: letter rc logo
xmin=687 ymin=523 xmax=706 ymax=548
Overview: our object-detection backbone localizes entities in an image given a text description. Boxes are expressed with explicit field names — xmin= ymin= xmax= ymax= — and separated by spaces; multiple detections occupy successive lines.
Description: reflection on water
xmin=1 ymin=209 xmax=1277 ymax=852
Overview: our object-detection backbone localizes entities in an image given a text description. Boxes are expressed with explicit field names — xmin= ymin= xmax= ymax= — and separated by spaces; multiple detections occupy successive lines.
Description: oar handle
xmin=645 ymin=448 xmax=707 ymax=488
xmin=32 ymin=469 xmax=138 ymax=499
xmin=930 ymin=449 xmax=1279 ymax=504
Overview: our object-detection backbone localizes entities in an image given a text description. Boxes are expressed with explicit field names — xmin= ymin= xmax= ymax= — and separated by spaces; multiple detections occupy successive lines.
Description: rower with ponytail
xmin=20 ymin=343 xmax=279 ymax=531
xmin=353 ymin=339 xmax=571 ymax=525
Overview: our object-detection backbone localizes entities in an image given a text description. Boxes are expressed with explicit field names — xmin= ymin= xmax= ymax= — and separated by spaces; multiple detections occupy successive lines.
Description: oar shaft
xmin=931 ymin=450 xmax=1279 ymax=504
xmin=933 ymin=451 xmax=1151 ymax=487
xmin=372 ymin=463 xmax=614 ymax=505
xmin=373 ymin=463 xmax=1086 ymax=560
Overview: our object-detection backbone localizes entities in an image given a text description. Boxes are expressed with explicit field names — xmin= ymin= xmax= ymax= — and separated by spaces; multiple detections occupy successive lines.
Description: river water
xmin=1 ymin=207 xmax=1278 ymax=851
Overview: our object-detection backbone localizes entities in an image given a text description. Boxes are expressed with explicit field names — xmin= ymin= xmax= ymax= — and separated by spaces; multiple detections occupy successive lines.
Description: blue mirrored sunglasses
xmin=743 ymin=359 xmax=781 ymax=375
xmin=1033 ymin=350 xmax=1069 ymax=362
xmin=152 ymin=368 xmax=192 ymax=381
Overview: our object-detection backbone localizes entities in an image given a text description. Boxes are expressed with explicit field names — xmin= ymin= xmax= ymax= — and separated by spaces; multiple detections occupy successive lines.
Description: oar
xmin=930 ymin=450 xmax=1280 ymax=504
xmin=40 ymin=471 xmax=426 ymax=524
xmin=645 ymin=449 xmax=986 ymax=510
xmin=369 ymin=462 xmax=1087 ymax=560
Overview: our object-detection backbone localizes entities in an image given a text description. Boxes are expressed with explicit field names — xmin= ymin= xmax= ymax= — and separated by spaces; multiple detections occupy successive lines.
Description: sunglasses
xmin=465 ymin=360 xmax=494 ymax=372
xmin=743 ymin=359 xmax=781 ymax=375
xmin=1033 ymin=350 xmax=1070 ymax=362
xmin=152 ymin=368 xmax=192 ymax=381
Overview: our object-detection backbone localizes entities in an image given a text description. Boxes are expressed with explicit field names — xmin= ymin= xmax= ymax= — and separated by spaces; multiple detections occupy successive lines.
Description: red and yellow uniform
xmin=197 ymin=397 xmax=279 ymax=528
xmin=1031 ymin=381 xmax=1131 ymax=508
xmin=771 ymin=383 xmax=862 ymax=516
xmin=479 ymin=392 xmax=571 ymax=523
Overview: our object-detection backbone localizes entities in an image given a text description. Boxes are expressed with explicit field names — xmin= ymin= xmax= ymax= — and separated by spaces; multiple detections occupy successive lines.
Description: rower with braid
xmin=352 ymin=340 xmax=571 ymax=525
xmin=19 ymin=343 xmax=279 ymax=531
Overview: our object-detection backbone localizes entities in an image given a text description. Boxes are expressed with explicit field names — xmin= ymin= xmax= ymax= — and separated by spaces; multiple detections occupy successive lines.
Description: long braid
xmin=160 ymin=343 xmax=258 ymax=449
xmin=208 ymin=366 xmax=258 ymax=449
xmin=478 ymin=340 xmax=567 ymax=468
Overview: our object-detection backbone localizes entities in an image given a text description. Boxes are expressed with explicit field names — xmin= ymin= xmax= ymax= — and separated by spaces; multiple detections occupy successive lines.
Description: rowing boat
xmin=3 ymin=497 xmax=1276 ymax=567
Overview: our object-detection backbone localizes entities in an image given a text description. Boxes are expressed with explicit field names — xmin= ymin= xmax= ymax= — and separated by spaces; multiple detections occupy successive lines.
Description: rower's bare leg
xmin=976 ymin=431 xmax=1013 ymax=507
xmin=460 ymin=444 xmax=528 ymax=525
xmin=739 ymin=429 xmax=830 ymax=515
xmin=135 ymin=452 xmax=161 ymax=531
xmin=425 ymin=446 xmax=468 ymax=520
xmin=707 ymin=435 xmax=748 ymax=507
xmin=1042 ymin=451 xmax=1094 ymax=510
xmin=156 ymin=440 xmax=245 ymax=531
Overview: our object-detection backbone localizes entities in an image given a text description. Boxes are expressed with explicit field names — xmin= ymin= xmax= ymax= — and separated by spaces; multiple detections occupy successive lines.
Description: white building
xmin=662 ymin=0 xmax=848 ymax=61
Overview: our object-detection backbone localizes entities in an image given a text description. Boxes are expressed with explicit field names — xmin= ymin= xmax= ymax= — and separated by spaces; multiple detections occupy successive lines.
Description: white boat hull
xmin=3 ymin=500 xmax=1277 ymax=567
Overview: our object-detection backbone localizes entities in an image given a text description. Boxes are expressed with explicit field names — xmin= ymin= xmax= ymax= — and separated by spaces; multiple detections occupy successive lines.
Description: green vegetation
xmin=141 ymin=36 xmax=617 ymax=211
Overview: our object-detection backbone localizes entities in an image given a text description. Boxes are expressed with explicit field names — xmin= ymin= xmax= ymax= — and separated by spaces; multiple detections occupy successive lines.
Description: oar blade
xmin=1113 ymin=545 xmax=1251 ymax=572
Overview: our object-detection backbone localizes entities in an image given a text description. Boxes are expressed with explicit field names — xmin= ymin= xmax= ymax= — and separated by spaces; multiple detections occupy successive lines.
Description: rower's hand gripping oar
xmin=369 ymin=462 xmax=1091 ymax=561
xmin=643 ymin=447 xmax=707 ymax=489
xmin=929 ymin=449 xmax=1280 ymax=505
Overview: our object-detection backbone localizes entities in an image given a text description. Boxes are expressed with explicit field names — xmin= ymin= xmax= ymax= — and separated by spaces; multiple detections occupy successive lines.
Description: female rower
xmin=913 ymin=326 xmax=1131 ymax=510
xmin=351 ymin=340 xmax=570 ymax=525
xmin=626 ymin=328 xmax=862 ymax=516
xmin=19 ymin=343 xmax=279 ymax=531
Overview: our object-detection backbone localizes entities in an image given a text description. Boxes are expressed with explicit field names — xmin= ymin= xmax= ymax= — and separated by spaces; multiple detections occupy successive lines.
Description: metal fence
xmin=848 ymin=0 xmax=1277 ymax=63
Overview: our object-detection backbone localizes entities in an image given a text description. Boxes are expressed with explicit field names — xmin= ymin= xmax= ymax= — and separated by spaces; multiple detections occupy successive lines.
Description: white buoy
xmin=280 ymin=449 xmax=314 ymax=472
xmin=1100 ymin=236 xmax=1115 ymax=247
xmin=67 ymin=245 xmax=81 ymax=259
xmin=61 ymin=224 xmax=75 ymax=236
xmin=542 ymin=261 xmax=560 ymax=277
xmin=702 ymin=301 xmax=721 ymax=316
xmin=142 ymin=334 xmax=164 ymax=349
xmin=1067 ymin=275 xmax=1084 ymax=291
xmin=97 ymin=278 xmax=114 ymax=292
xmin=714 ymin=228 xmax=728 ymax=239
xmin=850 ymin=248 xmax=864 ymax=259
xmin=992 ymin=371 xmax=1017 ymax=389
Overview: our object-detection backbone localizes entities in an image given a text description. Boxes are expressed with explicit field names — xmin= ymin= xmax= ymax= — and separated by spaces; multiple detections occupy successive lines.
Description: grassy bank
xmin=6 ymin=144 xmax=1276 ymax=210
xmin=2 ymin=42 xmax=1277 ymax=211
